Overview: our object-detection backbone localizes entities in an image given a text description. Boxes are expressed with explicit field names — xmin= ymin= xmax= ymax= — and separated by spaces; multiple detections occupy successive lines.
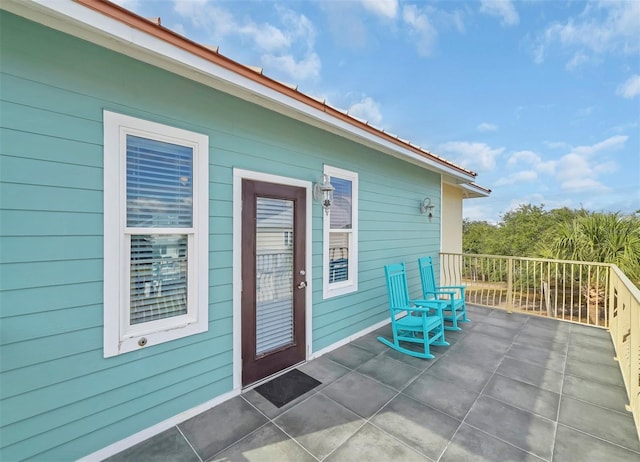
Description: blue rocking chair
xmin=418 ymin=256 xmax=468 ymax=331
xmin=377 ymin=262 xmax=448 ymax=359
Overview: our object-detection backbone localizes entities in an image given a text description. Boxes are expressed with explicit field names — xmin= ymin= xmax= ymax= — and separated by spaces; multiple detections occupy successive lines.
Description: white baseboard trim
xmin=310 ymin=317 xmax=391 ymax=360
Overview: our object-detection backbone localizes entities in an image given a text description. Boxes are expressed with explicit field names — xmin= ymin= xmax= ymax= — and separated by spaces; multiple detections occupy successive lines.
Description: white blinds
xmin=255 ymin=197 xmax=294 ymax=355
xmin=126 ymin=135 xmax=193 ymax=228
xmin=329 ymin=177 xmax=352 ymax=230
xmin=126 ymin=134 xmax=192 ymax=325
xmin=130 ymin=235 xmax=188 ymax=324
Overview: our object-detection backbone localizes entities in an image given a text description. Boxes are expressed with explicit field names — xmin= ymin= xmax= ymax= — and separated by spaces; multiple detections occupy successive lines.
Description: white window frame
xmin=103 ymin=110 xmax=209 ymax=357
xmin=322 ymin=165 xmax=358 ymax=299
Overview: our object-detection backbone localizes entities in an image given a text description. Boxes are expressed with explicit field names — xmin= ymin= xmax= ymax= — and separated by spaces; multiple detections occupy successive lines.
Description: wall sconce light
xmin=420 ymin=197 xmax=435 ymax=221
xmin=314 ymin=174 xmax=335 ymax=215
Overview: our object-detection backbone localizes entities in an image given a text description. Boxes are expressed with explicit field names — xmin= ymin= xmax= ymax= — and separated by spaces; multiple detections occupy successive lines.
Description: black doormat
xmin=255 ymin=369 xmax=321 ymax=408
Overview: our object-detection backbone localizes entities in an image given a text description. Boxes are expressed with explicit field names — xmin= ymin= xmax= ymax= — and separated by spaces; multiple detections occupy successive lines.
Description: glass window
xmin=323 ymin=166 xmax=358 ymax=298
xmin=103 ymin=111 xmax=209 ymax=357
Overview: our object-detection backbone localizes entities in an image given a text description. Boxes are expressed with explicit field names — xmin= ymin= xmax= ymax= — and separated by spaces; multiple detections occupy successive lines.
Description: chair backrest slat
xmin=385 ymin=262 xmax=410 ymax=310
xmin=418 ymin=256 xmax=437 ymax=297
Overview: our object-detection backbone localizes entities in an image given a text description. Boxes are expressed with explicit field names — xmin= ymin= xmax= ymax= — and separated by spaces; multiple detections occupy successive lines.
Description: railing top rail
xmin=610 ymin=264 xmax=640 ymax=303
xmin=441 ymin=252 xmax=613 ymax=268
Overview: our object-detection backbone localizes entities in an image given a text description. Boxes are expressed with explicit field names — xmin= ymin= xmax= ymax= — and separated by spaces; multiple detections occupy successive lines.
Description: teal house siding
xmin=0 ymin=9 xmax=454 ymax=461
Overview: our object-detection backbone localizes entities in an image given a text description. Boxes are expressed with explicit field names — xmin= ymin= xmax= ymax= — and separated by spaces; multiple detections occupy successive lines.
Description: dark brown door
xmin=241 ymin=179 xmax=306 ymax=386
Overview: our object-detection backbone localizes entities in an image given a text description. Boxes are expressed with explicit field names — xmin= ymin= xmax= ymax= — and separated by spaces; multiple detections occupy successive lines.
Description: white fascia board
xmin=4 ymin=0 xmax=475 ymax=183
xmin=460 ymin=182 xmax=491 ymax=198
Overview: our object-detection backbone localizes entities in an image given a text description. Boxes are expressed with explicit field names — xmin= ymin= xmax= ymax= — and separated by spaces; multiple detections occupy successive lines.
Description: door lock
xmin=297 ymin=281 xmax=307 ymax=289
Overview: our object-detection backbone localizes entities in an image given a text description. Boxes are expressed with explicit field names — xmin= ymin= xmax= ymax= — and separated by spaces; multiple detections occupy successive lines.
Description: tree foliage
xmin=463 ymin=205 xmax=640 ymax=285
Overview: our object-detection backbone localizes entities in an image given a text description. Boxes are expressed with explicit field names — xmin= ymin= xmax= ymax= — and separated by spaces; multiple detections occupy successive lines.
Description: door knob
xmin=297 ymin=281 xmax=307 ymax=289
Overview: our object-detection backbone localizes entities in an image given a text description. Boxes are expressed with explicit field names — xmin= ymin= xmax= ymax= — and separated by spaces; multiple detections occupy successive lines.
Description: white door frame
xmin=232 ymin=168 xmax=313 ymax=390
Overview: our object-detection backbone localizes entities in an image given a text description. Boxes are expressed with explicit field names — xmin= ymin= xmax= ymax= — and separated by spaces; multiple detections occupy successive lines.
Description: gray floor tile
xmin=321 ymin=371 xmax=397 ymax=418
xmin=325 ymin=343 xmax=377 ymax=369
xmin=403 ymin=373 xmax=479 ymax=420
xmin=350 ymin=332 xmax=392 ymax=355
xmin=483 ymin=374 xmax=560 ymax=420
xmin=242 ymin=385 xmax=318 ymax=419
xmin=518 ymin=323 xmax=570 ymax=345
xmin=553 ymin=424 xmax=640 ymax=462
xmin=274 ymin=393 xmax=364 ymax=459
xmin=209 ymin=422 xmax=315 ymax=462
xmin=324 ymin=423 xmax=428 ymax=462
xmin=298 ymin=356 xmax=351 ymax=389
xmin=564 ymin=356 xmax=625 ymax=387
xmin=470 ymin=321 xmax=522 ymax=341
xmin=372 ymin=393 xmax=460 ymax=460
xmin=562 ymin=374 xmax=629 ymax=413
xmin=426 ymin=355 xmax=495 ymax=392
xmin=356 ymin=354 xmax=422 ymax=390
xmin=569 ymin=332 xmax=617 ymax=356
xmin=525 ymin=315 xmax=572 ymax=332
xmin=178 ymin=396 xmax=268 ymax=460
xmin=513 ymin=332 xmax=568 ymax=355
xmin=566 ymin=342 xmax=615 ymax=366
xmin=382 ymin=345 xmax=439 ymax=370
xmin=457 ymin=331 xmax=513 ymax=354
xmin=558 ymin=396 xmax=640 ymax=452
xmin=440 ymin=424 xmax=544 ymax=462
xmin=465 ymin=395 xmax=556 ymax=460
xmin=104 ymin=427 xmax=199 ymax=462
xmin=505 ymin=342 xmax=566 ymax=372
xmin=483 ymin=311 xmax=529 ymax=328
xmin=496 ymin=357 xmax=564 ymax=394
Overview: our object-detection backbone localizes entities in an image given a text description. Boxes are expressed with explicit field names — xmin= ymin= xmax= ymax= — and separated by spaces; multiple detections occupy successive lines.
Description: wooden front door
xmin=241 ymin=179 xmax=306 ymax=386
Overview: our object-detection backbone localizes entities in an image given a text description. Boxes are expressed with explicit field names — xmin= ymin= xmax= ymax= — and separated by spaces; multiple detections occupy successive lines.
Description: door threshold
xmin=242 ymin=360 xmax=307 ymax=392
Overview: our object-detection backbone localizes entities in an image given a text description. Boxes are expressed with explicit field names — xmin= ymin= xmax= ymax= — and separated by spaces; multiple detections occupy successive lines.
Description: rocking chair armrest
xmin=410 ymin=299 xmax=446 ymax=313
xmin=423 ymin=290 xmax=457 ymax=299
xmin=392 ymin=306 xmax=438 ymax=316
xmin=439 ymin=285 xmax=465 ymax=295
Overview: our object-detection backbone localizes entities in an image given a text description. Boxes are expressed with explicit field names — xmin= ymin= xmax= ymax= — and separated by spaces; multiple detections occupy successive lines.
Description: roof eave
xmin=3 ymin=0 xmax=477 ymax=183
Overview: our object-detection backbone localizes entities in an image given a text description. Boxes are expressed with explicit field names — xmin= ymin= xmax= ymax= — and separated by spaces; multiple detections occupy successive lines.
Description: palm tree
xmin=541 ymin=211 xmax=640 ymax=286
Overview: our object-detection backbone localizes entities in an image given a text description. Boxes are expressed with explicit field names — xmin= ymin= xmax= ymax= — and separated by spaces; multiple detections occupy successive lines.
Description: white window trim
xmin=322 ymin=165 xmax=358 ymax=299
xmin=103 ymin=110 xmax=209 ymax=357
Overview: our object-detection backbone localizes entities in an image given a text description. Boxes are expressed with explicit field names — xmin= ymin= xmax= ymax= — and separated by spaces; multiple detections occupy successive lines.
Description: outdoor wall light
xmin=420 ymin=197 xmax=435 ymax=221
xmin=314 ymin=174 xmax=335 ymax=215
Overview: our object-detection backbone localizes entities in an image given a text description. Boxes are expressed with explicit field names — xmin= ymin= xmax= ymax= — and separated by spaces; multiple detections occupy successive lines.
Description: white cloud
xmin=347 ymin=96 xmax=383 ymax=126
xmin=438 ymin=141 xmax=504 ymax=171
xmin=507 ymin=150 xmax=540 ymax=166
xmin=479 ymin=0 xmax=519 ymax=27
xmin=360 ymin=0 xmax=398 ymax=19
xmin=617 ymin=74 xmax=640 ymax=99
xmin=261 ymin=53 xmax=321 ymax=81
xmin=476 ymin=122 xmax=498 ymax=132
xmin=534 ymin=1 xmax=640 ymax=66
xmin=494 ymin=170 xmax=538 ymax=186
xmin=173 ymin=2 xmax=319 ymax=81
xmin=402 ymin=5 xmax=438 ymax=57
xmin=553 ymin=136 xmax=626 ymax=192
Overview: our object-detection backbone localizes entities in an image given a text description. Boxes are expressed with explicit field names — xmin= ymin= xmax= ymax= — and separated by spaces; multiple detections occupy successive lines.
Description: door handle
xmin=297 ymin=281 xmax=307 ymax=289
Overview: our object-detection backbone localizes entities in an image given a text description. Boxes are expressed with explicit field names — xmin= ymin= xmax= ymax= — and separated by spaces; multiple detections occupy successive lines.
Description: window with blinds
xmin=126 ymin=135 xmax=192 ymax=325
xmin=103 ymin=111 xmax=208 ymax=357
xmin=323 ymin=166 xmax=359 ymax=299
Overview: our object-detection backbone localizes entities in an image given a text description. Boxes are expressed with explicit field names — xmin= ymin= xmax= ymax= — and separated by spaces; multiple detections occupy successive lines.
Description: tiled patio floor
xmin=106 ymin=305 xmax=640 ymax=461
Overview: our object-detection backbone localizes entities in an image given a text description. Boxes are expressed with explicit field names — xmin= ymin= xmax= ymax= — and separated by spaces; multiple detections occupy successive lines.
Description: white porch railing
xmin=441 ymin=252 xmax=640 ymax=441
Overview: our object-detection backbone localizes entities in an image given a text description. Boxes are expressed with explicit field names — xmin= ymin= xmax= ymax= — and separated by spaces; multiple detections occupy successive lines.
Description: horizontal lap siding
xmin=0 ymin=11 xmax=442 ymax=460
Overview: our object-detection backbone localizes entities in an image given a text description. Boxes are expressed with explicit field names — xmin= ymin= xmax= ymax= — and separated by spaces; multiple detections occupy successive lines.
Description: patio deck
xmin=105 ymin=305 xmax=640 ymax=461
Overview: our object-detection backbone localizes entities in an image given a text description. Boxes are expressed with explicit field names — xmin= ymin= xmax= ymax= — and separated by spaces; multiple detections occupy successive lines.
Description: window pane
xmin=130 ymin=234 xmax=188 ymax=324
xmin=329 ymin=232 xmax=349 ymax=283
xmin=255 ymin=197 xmax=294 ymax=355
xmin=127 ymin=135 xmax=193 ymax=228
xmin=329 ymin=177 xmax=352 ymax=229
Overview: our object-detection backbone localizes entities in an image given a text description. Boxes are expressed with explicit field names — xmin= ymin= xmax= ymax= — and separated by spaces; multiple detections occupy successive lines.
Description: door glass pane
xmin=130 ymin=234 xmax=188 ymax=324
xmin=255 ymin=197 xmax=294 ymax=355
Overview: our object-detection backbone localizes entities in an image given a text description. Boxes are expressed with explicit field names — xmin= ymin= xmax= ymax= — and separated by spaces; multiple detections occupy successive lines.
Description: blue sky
xmin=115 ymin=0 xmax=639 ymax=222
